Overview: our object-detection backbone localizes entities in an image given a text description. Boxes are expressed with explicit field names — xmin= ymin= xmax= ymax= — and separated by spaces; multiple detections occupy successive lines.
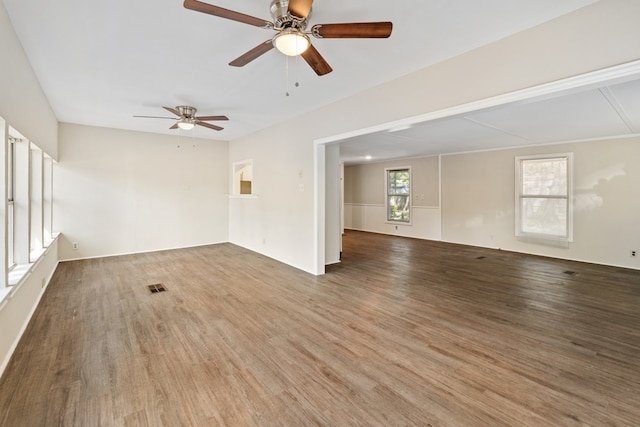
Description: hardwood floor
xmin=1 ymin=231 xmax=639 ymax=426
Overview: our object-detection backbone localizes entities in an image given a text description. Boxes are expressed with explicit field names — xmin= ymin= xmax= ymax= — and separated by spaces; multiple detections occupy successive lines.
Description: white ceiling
xmin=338 ymin=76 xmax=640 ymax=164
xmin=3 ymin=0 xmax=597 ymax=143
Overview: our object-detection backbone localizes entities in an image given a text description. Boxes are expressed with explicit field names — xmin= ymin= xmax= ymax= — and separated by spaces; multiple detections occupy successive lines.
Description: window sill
xmin=29 ymin=247 xmax=47 ymax=264
xmin=0 ymin=287 xmax=11 ymax=306
xmin=8 ymin=263 xmax=31 ymax=287
xmin=2 ymin=234 xmax=59 ymax=307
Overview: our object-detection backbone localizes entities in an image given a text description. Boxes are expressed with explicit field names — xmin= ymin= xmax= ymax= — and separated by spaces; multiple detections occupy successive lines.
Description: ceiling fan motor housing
xmin=270 ymin=0 xmax=309 ymax=29
xmin=177 ymin=105 xmax=197 ymax=119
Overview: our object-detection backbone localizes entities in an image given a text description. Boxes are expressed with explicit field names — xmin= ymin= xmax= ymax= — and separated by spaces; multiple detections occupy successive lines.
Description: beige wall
xmin=344 ymin=156 xmax=442 ymax=241
xmin=345 ymin=156 xmax=439 ymax=207
xmin=344 ymin=138 xmax=640 ymax=270
xmin=55 ymin=123 xmax=229 ymax=260
xmin=442 ymin=137 xmax=640 ymax=269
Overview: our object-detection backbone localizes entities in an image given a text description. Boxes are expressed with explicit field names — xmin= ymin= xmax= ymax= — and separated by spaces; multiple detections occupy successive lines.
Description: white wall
xmin=325 ymin=144 xmax=341 ymax=265
xmin=228 ymin=120 xmax=315 ymax=271
xmin=55 ymin=123 xmax=229 ymax=260
xmin=228 ymin=0 xmax=640 ymax=274
xmin=0 ymin=1 xmax=59 ymax=378
xmin=441 ymin=138 xmax=640 ymax=270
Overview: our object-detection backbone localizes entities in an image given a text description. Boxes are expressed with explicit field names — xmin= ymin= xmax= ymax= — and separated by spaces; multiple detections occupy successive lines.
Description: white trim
xmin=345 ymin=203 xmax=385 ymax=208
xmin=344 ymin=202 xmax=439 ymax=210
xmin=0 ymin=288 xmax=11 ymax=309
xmin=440 ymin=133 xmax=640 ymax=158
xmin=59 ymin=239 xmax=228 ymax=263
xmin=313 ymin=143 xmax=325 ymax=275
xmin=344 ymin=227 xmax=441 ymax=241
xmin=412 ymin=205 xmax=440 ymax=210
xmin=438 ymin=155 xmax=442 ymax=228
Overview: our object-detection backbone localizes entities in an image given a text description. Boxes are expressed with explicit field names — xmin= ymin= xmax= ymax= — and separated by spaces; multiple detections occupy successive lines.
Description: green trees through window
xmin=386 ymin=168 xmax=411 ymax=223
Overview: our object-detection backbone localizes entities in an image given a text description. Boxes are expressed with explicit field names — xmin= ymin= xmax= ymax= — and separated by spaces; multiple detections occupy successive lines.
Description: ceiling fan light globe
xmin=273 ymin=30 xmax=310 ymax=56
xmin=177 ymin=120 xmax=195 ymax=130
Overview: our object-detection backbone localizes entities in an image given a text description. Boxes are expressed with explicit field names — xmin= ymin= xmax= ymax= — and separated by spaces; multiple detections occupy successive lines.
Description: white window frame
xmin=385 ymin=166 xmax=412 ymax=225
xmin=515 ymin=153 xmax=573 ymax=246
xmin=7 ymin=138 xmax=15 ymax=269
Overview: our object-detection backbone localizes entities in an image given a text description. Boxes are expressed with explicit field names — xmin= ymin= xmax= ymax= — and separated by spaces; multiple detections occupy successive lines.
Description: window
xmin=7 ymin=137 xmax=15 ymax=268
xmin=515 ymin=153 xmax=572 ymax=245
xmin=386 ymin=167 xmax=411 ymax=223
xmin=30 ymin=145 xmax=44 ymax=259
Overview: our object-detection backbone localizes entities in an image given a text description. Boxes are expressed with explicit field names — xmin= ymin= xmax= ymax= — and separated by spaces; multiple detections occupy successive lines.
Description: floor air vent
xmin=148 ymin=283 xmax=167 ymax=293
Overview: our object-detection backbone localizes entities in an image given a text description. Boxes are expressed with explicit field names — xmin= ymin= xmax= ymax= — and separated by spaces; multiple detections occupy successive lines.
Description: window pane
xmin=8 ymin=203 xmax=14 ymax=267
xmin=521 ymin=198 xmax=567 ymax=236
xmin=521 ymin=158 xmax=567 ymax=196
xmin=388 ymin=170 xmax=410 ymax=195
xmin=388 ymin=195 xmax=410 ymax=222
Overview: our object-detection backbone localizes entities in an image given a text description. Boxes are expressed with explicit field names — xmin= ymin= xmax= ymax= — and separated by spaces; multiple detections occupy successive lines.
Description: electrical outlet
xmin=632 ymin=250 xmax=637 ymax=257
xmin=72 ymin=242 xmax=79 ymax=250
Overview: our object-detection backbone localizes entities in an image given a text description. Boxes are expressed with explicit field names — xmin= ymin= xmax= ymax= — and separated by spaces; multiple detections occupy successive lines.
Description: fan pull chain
xmin=295 ymin=54 xmax=300 ymax=90
xmin=284 ymin=55 xmax=301 ymax=97
xmin=285 ymin=55 xmax=290 ymax=97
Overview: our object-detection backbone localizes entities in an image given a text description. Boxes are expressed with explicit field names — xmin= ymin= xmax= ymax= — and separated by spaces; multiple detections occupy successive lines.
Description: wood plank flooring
xmin=1 ymin=230 xmax=639 ymax=426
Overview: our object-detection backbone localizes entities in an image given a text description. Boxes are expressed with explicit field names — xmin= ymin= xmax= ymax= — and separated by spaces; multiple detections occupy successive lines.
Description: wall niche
xmin=233 ymin=159 xmax=253 ymax=196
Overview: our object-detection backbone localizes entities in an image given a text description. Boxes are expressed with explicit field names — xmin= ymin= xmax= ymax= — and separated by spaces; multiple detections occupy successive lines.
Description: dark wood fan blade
xmin=195 ymin=115 xmax=229 ymax=121
xmin=170 ymin=123 xmax=179 ymax=129
xmin=196 ymin=121 xmax=223 ymax=131
xmin=229 ymin=40 xmax=274 ymax=67
xmin=300 ymin=44 xmax=332 ymax=76
xmin=311 ymin=22 xmax=393 ymax=38
xmin=288 ymin=0 xmax=313 ymax=19
xmin=183 ymin=0 xmax=271 ymax=28
xmin=163 ymin=106 xmax=181 ymax=116
xmin=133 ymin=115 xmax=175 ymax=120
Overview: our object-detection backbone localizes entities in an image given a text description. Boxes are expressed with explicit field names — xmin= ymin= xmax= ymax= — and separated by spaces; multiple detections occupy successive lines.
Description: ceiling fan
xmin=133 ymin=106 xmax=229 ymax=131
xmin=183 ymin=0 xmax=393 ymax=76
